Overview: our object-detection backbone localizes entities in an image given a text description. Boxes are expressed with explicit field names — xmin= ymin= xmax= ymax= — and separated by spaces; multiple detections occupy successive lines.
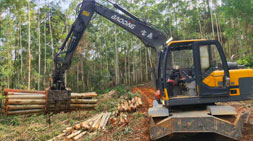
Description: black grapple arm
xmin=49 ymin=0 xmax=167 ymax=113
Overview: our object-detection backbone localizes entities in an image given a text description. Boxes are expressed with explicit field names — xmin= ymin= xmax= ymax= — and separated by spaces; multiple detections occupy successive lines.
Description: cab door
xmin=193 ymin=40 xmax=230 ymax=97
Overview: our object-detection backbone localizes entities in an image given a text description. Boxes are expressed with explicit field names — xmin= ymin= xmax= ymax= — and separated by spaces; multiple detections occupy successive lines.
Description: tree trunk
xmin=207 ymin=0 xmax=215 ymax=39
xmin=27 ymin=0 xmax=31 ymax=90
xmin=19 ymin=20 xmax=23 ymax=86
xmin=124 ymin=48 xmax=127 ymax=84
xmin=145 ymin=47 xmax=148 ymax=81
xmin=49 ymin=12 xmax=54 ymax=58
xmin=195 ymin=1 xmax=203 ymax=38
xmin=44 ymin=17 xmax=47 ymax=88
xmin=214 ymin=13 xmax=220 ymax=42
xmin=114 ymin=25 xmax=120 ymax=85
xmin=37 ymin=5 xmax=41 ymax=90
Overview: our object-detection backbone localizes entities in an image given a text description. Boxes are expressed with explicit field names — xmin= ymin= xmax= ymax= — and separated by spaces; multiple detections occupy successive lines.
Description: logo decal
xmin=111 ymin=15 xmax=136 ymax=29
xmin=82 ymin=10 xmax=90 ymax=16
xmin=147 ymin=33 xmax=153 ymax=39
xmin=141 ymin=30 xmax=147 ymax=36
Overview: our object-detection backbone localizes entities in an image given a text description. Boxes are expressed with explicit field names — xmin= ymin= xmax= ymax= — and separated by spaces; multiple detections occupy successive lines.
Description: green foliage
xmin=0 ymin=0 xmax=253 ymax=93
xmin=97 ymin=85 xmax=130 ymax=95
xmin=122 ymin=127 xmax=133 ymax=135
xmin=95 ymin=99 xmax=117 ymax=112
xmin=238 ymin=53 xmax=253 ymax=68
xmin=137 ymin=112 xmax=144 ymax=118
xmin=0 ymin=116 xmax=21 ymax=126
xmin=126 ymin=92 xmax=141 ymax=99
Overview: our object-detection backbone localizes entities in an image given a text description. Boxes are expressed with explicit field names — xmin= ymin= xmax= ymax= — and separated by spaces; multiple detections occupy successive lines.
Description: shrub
xmin=238 ymin=53 xmax=253 ymax=68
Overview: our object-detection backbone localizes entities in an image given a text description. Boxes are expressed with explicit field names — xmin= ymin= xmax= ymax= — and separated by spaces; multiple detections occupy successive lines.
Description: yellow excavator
xmin=149 ymin=39 xmax=253 ymax=140
xmin=47 ymin=0 xmax=253 ymax=140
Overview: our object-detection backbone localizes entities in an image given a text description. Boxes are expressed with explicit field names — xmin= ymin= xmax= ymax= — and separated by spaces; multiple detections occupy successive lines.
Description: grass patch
xmin=126 ymin=92 xmax=142 ymax=100
xmin=113 ymin=126 xmax=133 ymax=140
xmin=97 ymin=85 xmax=130 ymax=95
xmin=0 ymin=111 xmax=94 ymax=140
xmin=95 ymin=98 xmax=117 ymax=112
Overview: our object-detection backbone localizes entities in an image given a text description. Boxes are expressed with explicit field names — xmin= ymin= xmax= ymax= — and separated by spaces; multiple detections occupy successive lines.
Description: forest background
xmin=0 ymin=0 xmax=252 ymax=93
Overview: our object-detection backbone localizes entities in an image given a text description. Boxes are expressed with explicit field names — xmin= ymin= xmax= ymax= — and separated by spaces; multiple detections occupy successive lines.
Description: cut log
xmin=4 ymin=88 xmax=46 ymax=95
xmin=129 ymin=103 xmax=135 ymax=111
xmin=124 ymin=100 xmax=130 ymax=112
xmin=131 ymin=98 xmax=135 ymax=104
xmin=134 ymin=96 xmax=139 ymax=106
xmin=101 ymin=112 xmax=111 ymax=130
xmin=70 ymin=99 xmax=97 ymax=104
xmin=91 ymin=113 xmax=103 ymax=131
xmin=80 ymin=114 xmax=99 ymax=130
xmin=7 ymin=92 xmax=45 ymax=95
xmin=71 ymin=92 xmax=97 ymax=98
xmin=7 ymin=99 xmax=46 ymax=105
xmin=127 ymin=100 xmax=132 ymax=111
xmin=123 ymin=114 xmax=129 ymax=124
xmin=99 ymin=112 xmax=108 ymax=130
xmin=73 ymin=124 xmax=81 ymax=130
xmin=114 ymin=110 xmax=119 ymax=117
xmin=118 ymin=103 xmax=123 ymax=112
xmin=6 ymin=95 xmax=46 ymax=99
xmin=6 ymin=109 xmax=44 ymax=115
xmin=138 ymin=97 xmax=143 ymax=106
xmin=7 ymin=105 xmax=44 ymax=110
xmin=119 ymin=112 xmax=124 ymax=124
xmin=63 ymin=127 xmax=73 ymax=135
xmin=48 ymin=133 xmax=65 ymax=141
xmin=110 ymin=117 xmax=117 ymax=126
xmin=73 ymin=131 xmax=87 ymax=140
xmin=67 ymin=130 xmax=81 ymax=139
xmin=70 ymin=104 xmax=97 ymax=109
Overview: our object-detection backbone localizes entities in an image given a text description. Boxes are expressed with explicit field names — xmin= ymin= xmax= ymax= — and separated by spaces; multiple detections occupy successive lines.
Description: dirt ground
xmin=94 ymin=83 xmax=154 ymax=141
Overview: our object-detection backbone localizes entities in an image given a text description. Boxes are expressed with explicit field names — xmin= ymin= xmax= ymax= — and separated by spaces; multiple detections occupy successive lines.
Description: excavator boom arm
xmin=51 ymin=0 xmax=167 ymax=91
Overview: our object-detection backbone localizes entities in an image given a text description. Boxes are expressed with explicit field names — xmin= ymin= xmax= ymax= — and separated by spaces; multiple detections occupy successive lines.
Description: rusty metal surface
xmin=207 ymin=105 xmax=237 ymax=116
xmin=150 ymin=109 xmax=249 ymax=140
xmin=46 ymin=89 xmax=72 ymax=113
xmin=148 ymin=100 xmax=169 ymax=117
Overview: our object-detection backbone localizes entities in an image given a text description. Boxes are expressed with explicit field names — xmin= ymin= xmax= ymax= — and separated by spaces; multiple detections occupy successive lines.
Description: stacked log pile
xmin=117 ymin=96 xmax=143 ymax=112
xmin=2 ymin=89 xmax=46 ymax=115
xmin=49 ymin=96 xmax=143 ymax=141
xmin=69 ymin=92 xmax=97 ymax=110
xmin=1 ymin=89 xmax=98 ymax=115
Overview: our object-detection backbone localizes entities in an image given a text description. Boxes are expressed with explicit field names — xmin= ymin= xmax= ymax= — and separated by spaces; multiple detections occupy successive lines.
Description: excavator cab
xmin=149 ymin=39 xmax=253 ymax=140
xmin=155 ymin=39 xmax=253 ymax=107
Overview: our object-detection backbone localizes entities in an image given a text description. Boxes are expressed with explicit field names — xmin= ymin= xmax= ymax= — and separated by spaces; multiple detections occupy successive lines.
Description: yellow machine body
xmin=203 ymin=69 xmax=253 ymax=96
